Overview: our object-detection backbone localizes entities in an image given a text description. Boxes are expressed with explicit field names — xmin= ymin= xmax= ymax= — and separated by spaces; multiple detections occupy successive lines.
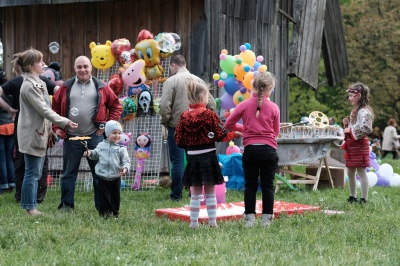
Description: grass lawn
xmin=1 ymin=158 xmax=400 ymax=265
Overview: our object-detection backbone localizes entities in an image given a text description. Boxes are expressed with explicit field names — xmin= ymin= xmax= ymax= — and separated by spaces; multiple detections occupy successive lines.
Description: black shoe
xmin=359 ymin=198 xmax=367 ymax=204
xmin=347 ymin=196 xmax=358 ymax=203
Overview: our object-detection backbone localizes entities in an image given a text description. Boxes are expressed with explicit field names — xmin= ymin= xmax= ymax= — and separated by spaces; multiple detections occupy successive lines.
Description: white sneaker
xmin=245 ymin=214 xmax=256 ymax=228
xmin=262 ymin=214 xmax=273 ymax=227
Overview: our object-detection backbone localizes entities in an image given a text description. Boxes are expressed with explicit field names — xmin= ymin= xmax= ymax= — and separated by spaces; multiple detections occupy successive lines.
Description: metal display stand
xmin=47 ymin=58 xmax=170 ymax=191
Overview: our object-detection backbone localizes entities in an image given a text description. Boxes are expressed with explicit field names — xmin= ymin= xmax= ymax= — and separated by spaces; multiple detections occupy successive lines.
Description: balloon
xmin=243 ymin=72 xmax=255 ymax=89
xmin=388 ymin=173 xmax=400 ymax=186
xmin=252 ymin=61 xmax=262 ymax=71
xmin=224 ymin=76 xmax=241 ymax=95
xmin=89 ymin=40 xmax=115 ymax=70
xmin=376 ymin=175 xmax=390 ymax=186
xmin=366 ymin=172 xmax=378 ymax=187
xmin=226 ymin=141 xmax=241 ymax=155
xmin=135 ymin=38 xmax=165 ymax=82
xmin=220 ymin=55 xmax=236 ymax=74
xmin=108 ymin=73 xmax=124 ymax=96
xmin=119 ymin=50 xmax=136 ymax=65
xmin=111 ymin=38 xmax=131 ymax=57
xmin=155 ymin=32 xmax=181 ymax=53
xmin=239 ymin=49 xmax=256 ymax=67
xmin=137 ymin=29 xmax=154 ymax=43
xmin=379 ymin=163 xmax=393 ymax=178
xmin=369 ymin=157 xmax=380 ymax=172
xmin=120 ymin=96 xmax=137 ymax=121
xmin=219 ymin=93 xmax=236 ymax=110
xmin=120 ymin=59 xmax=147 ymax=96
xmin=119 ymin=132 xmax=132 ymax=146
xmin=233 ymin=90 xmax=250 ymax=105
xmin=58 ymin=139 xmax=64 ymax=147
xmin=234 ymin=62 xmax=250 ymax=82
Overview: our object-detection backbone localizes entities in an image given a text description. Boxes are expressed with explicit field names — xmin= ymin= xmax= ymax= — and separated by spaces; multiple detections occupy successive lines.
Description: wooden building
xmin=0 ymin=0 xmax=348 ymax=122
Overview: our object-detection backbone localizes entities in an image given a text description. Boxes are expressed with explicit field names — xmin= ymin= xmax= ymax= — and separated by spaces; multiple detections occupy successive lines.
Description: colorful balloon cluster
xmin=94 ymin=30 xmax=181 ymax=122
xmin=363 ymin=148 xmax=400 ymax=187
xmin=352 ymin=147 xmax=400 ymax=187
xmin=214 ymin=43 xmax=268 ymax=119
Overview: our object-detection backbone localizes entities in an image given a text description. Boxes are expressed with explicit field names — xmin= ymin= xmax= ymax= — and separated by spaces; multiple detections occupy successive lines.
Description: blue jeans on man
xmin=167 ymin=127 xmax=185 ymax=201
xmin=58 ymin=131 xmax=103 ymax=210
xmin=21 ymin=154 xmax=45 ymax=210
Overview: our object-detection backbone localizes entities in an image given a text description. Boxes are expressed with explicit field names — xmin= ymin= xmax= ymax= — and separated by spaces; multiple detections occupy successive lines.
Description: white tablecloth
xmin=277 ymin=137 xmax=344 ymax=166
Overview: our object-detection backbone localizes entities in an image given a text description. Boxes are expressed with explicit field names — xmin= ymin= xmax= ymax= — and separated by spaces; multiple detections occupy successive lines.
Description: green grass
xmin=1 ymin=158 xmax=400 ymax=265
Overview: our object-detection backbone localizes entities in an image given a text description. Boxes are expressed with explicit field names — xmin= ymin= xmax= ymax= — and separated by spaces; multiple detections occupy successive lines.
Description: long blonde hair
xmin=253 ymin=71 xmax=276 ymax=118
xmin=186 ymin=79 xmax=208 ymax=104
xmin=11 ymin=48 xmax=43 ymax=76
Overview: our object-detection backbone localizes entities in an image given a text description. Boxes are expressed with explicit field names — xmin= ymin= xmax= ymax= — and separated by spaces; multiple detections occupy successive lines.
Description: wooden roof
xmin=0 ymin=0 xmax=109 ymax=8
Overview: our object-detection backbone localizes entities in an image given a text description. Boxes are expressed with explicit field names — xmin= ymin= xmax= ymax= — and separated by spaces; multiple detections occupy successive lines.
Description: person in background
xmin=52 ymin=55 xmax=122 ymax=211
xmin=160 ymin=55 xmax=216 ymax=202
xmin=381 ymin=118 xmax=400 ymax=160
xmin=175 ymin=79 xmax=242 ymax=228
xmin=225 ymin=71 xmax=280 ymax=228
xmin=371 ymin=138 xmax=381 ymax=159
xmin=84 ymin=120 xmax=130 ymax=218
xmin=342 ymin=83 xmax=374 ymax=204
xmin=329 ymin=117 xmax=344 ymax=137
xmin=14 ymin=48 xmax=78 ymax=215
xmin=0 ymin=69 xmax=15 ymax=194
xmin=0 ymin=65 xmax=60 ymax=203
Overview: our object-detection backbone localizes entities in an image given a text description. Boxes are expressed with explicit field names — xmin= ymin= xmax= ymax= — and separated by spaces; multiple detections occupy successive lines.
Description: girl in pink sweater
xmin=225 ymin=71 xmax=280 ymax=227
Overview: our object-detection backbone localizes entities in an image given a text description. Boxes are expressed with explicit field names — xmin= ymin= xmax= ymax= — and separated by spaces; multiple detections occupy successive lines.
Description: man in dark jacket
xmin=52 ymin=56 xmax=122 ymax=211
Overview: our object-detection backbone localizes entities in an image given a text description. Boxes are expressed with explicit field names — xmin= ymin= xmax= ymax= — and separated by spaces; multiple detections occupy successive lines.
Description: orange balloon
xmin=243 ymin=72 xmax=254 ymax=89
xmin=233 ymin=90 xmax=250 ymax=105
xmin=239 ymin=50 xmax=256 ymax=67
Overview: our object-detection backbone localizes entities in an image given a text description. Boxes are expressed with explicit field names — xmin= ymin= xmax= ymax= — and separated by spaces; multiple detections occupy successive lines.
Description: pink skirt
xmin=344 ymin=134 xmax=370 ymax=168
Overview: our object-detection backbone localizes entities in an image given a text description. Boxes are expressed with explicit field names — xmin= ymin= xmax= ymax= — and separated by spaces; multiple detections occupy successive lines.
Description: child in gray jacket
xmin=85 ymin=120 xmax=130 ymax=217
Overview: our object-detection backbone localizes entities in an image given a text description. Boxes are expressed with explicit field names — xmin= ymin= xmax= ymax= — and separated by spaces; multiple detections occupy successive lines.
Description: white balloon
xmin=356 ymin=180 xmax=361 ymax=188
xmin=379 ymin=163 xmax=394 ymax=179
xmin=366 ymin=172 xmax=378 ymax=187
xmin=388 ymin=173 xmax=400 ymax=187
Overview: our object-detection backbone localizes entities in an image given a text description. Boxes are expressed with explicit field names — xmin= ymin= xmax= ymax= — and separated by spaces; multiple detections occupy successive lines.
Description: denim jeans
xmin=21 ymin=154 xmax=45 ymax=210
xmin=242 ymin=145 xmax=279 ymax=215
xmin=59 ymin=131 xmax=103 ymax=209
xmin=0 ymin=134 xmax=15 ymax=189
xmin=167 ymin=127 xmax=185 ymax=200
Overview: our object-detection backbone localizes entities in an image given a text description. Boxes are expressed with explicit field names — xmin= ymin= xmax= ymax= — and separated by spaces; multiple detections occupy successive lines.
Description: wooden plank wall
xmin=0 ymin=0 xmax=292 ymax=121
xmin=204 ymin=0 xmax=291 ymax=122
xmin=288 ymin=0 xmax=327 ymax=89
xmin=322 ymin=0 xmax=349 ymax=87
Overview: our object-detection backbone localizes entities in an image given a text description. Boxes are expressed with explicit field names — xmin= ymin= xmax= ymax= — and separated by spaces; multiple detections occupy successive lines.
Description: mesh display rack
xmin=47 ymin=57 xmax=170 ymax=191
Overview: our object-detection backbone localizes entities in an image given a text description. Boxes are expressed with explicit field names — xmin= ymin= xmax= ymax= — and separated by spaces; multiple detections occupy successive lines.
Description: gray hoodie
xmin=88 ymin=140 xmax=131 ymax=181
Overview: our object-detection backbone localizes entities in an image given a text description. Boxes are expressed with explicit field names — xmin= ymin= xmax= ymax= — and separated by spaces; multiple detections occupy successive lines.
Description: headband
xmin=347 ymin=87 xmax=363 ymax=94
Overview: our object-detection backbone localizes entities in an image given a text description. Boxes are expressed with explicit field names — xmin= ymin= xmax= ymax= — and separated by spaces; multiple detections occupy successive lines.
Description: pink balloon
xmin=226 ymin=144 xmax=241 ymax=155
xmin=58 ymin=139 xmax=64 ymax=147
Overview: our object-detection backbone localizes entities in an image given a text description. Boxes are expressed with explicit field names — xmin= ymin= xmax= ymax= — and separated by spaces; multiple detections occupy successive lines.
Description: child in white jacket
xmin=85 ymin=120 xmax=130 ymax=217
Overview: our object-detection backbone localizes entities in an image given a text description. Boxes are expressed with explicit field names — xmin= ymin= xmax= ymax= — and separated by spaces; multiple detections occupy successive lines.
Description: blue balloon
xmin=224 ymin=76 xmax=242 ymax=95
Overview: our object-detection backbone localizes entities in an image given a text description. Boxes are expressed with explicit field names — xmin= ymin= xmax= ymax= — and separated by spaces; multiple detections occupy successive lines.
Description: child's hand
xmin=342 ymin=116 xmax=349 ymax=128
xmin=120 ymin=167 xmax=127 ymax=176
xmin=84 ymin=150 xmax=90 ymax=157
xmin=234 ymin=131 xmax=243 ymax=138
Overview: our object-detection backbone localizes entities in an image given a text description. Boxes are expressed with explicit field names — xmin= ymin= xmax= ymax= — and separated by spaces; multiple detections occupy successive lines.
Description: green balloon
xmin=220 ymin=55 xmax=236 ymax=74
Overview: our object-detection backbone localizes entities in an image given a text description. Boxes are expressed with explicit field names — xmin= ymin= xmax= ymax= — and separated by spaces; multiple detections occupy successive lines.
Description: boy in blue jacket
xmin=85 ymin=120 xmax=130 ymax=217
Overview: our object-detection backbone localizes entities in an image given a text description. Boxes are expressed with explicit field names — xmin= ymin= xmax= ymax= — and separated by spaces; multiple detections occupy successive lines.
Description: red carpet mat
xmin=156 ymin=201 xmax=321 ymax=223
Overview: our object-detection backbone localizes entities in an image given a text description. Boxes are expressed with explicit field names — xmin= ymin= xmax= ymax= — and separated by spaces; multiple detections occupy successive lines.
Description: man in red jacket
xmin=52 ymin=56 xmax=122 ymax=211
